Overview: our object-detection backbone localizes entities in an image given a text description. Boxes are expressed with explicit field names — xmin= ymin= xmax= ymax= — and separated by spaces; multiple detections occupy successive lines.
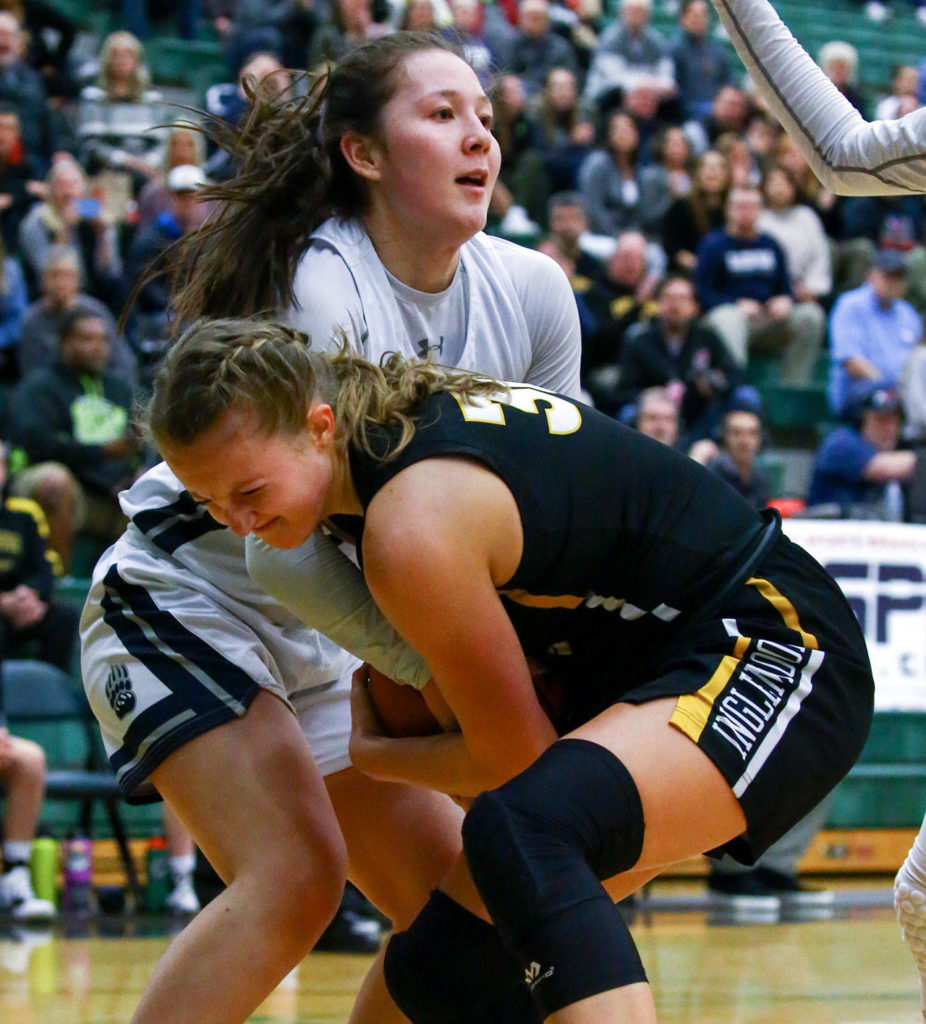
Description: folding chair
xmin=3 ymin=659 xmax=143 ymax=906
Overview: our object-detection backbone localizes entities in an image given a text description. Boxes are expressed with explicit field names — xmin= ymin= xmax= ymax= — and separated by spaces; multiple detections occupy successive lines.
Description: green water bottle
xmin=30 ymin=836 xmax=59 ymax=906
xmin=145 ymin=837 xmax=170 ymax=913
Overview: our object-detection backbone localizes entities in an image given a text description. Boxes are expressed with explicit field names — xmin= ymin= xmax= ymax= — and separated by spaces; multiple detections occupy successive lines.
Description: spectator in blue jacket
xmin=0 ymin=235 xmax=26 ymax=382
xmin=125 ymin=163 xmax=208 ymax=379
xmin=807 ymin=384 xmax=921 ymax=518
xmin=696 ymin=183 xmax=824 ymax=383
xmin=828 ymin=248 xmax=923 ymax=418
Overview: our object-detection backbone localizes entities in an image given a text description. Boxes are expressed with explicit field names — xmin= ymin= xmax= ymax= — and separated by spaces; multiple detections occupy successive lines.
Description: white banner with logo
xmin=782 ymin=519 xmax=926 ymax=711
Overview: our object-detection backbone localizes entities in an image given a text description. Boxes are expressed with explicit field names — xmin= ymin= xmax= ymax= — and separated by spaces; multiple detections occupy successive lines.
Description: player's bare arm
xmin=358 ymin=458 xmax=558 ymax=794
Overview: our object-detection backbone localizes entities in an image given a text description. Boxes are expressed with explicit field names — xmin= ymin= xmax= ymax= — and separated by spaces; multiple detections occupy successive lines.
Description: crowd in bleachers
xmin=0 ymin=0 xmax=921 ymax=580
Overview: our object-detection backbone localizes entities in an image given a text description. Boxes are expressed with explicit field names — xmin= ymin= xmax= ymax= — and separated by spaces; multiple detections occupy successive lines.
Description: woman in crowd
xmin=578 ymin=108 xmax=644 ymax=237
xmin=528 ymin=65 xmax=597 ymax=196
xmin=637 ymin=124 xmax=692 ymax=241
xmin=151 ymin=318 xmax=875 ymax=1024
xmin=76 ymin=31 xmax=168 ymax=192
xmin=758 ymin=163 xmax=832 ymax=308
xmin=661 ymin=147 xmax=730 ymax=273
xmin=18 ymin=156 xmax=125 ymax=312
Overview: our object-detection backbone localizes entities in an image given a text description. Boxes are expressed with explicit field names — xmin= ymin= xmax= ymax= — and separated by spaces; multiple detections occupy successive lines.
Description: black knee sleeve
xmin=384 ymin=889 xmax=541 ymax=1024
xmin=462 ymin=738 xmax=647 ymax=1018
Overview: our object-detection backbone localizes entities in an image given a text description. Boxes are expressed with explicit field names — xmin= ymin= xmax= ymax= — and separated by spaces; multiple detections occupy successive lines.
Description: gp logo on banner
xmin=784 ymin=520 xmax=926 ymax=711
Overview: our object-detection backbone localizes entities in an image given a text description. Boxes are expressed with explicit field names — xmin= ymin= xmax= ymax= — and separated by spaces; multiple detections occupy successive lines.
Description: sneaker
xmin=165 ymin=875 xmax=201 ymax=916
xmin=0 ymin=867 xmax=56 ymax=922
xmin=315 ymin=904 xmax=383 ymax=954
xmin=753 ymin=867 xmax=835 ymax=912
xmin=707 ymin=870 xmax=780 ymax=918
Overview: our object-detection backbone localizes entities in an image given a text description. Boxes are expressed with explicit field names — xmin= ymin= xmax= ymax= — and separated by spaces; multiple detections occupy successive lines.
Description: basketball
xmin=366 ymin=666 xmax=442 ymax=737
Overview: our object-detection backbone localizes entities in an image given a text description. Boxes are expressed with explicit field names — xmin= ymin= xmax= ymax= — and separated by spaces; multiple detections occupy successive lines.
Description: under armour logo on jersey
xmin=416 ymin=337 xmax=444 ymax=358
xmin=105 ymin=664 xmax=136 ymax=719
xmin=525 ymin=961 xmax=555 ymax=989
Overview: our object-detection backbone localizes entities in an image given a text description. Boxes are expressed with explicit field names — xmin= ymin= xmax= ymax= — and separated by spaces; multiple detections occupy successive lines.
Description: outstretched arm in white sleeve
xmin=710 ymin=0 xmax=926 ymax=195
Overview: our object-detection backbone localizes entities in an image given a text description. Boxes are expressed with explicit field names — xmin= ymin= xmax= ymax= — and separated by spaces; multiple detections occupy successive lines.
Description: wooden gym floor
xmin=0 ymin=877 xmax=919 ymax=1023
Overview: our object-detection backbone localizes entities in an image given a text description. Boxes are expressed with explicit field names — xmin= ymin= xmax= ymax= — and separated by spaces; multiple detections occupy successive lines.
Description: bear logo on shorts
xmin=106 ymin=664 xmax=136 ymax=719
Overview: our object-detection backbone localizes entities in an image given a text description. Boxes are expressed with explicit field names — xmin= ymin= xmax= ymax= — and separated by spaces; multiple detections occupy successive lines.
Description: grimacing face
xmin=161 ymin=404 xmax=340 ymax=550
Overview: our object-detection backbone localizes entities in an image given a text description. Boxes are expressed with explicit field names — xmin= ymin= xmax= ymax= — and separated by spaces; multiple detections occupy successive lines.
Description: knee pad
xmin=384 ymin=889 xmax=541 ymax=1024
xmin=462 ymin=738 xmax=647 ymax=1017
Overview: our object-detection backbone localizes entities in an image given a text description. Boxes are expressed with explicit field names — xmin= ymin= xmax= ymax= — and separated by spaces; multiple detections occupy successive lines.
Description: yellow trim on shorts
xmin=670 ymin=655 xmax=739 ymax=743
xmin=503 ymin=590 xmax=585 ymax=609
xmin=746 ymin=576 xmax=819 ymax=649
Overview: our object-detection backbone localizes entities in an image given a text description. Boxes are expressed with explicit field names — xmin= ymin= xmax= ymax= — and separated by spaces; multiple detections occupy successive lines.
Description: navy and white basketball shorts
xmin=81 ymin=554 xmax=357 ymax=804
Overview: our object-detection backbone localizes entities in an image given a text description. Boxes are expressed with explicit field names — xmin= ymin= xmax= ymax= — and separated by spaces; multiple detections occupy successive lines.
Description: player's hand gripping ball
xmin=362 ymin=659 xmax=573 ymax=737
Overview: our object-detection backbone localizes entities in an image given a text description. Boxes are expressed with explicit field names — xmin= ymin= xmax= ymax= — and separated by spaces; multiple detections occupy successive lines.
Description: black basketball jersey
xmin=349 ymin=384 xmax=768 ymax=665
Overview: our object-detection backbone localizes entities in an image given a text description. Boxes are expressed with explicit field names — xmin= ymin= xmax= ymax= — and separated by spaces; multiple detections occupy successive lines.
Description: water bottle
xmin=29 ymin=836 xmax=59 ymax=907
xmin=145 ymin=837 xmax=170 ymax=913
xmin=62 ymin=833 xmax=93 ymax=914
xmin=884 ymin=481 xmax=905 ymax=522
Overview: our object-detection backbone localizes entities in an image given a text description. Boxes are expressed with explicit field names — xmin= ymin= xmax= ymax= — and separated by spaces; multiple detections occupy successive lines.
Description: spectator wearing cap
xmin=136 ymin=120 xmax=208 ymax=230
xmin=125 ymin=163 xmax=208 ymax=383
xmin=828 ymin=248 xmax=923 ymax=418
xmin=126 ymin=164 xmax=207 ymax=356
xmin=806 ymin=385 xmax=922 ymax=519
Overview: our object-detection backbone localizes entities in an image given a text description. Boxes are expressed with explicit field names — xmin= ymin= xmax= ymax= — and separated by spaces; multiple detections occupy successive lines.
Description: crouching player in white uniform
xmin=80 ymin=461 xmax=466 ymax=1024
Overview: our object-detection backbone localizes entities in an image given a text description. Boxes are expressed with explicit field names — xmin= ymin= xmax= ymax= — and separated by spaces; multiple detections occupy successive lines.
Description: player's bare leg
xmin=536 ymin=698 xmax=746 ymax=1022
xmin=451 ymin=697 xmax=746 ymax=1024
xmin=325 ymin=767 xmax=464 ymax=1024
xmin=134 ymin=691 xmax=347 ymax=1024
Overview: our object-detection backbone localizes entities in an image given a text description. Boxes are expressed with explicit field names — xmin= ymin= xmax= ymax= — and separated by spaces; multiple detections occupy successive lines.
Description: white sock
xmin=169 ymin=853 xmax=195 ymax=884
xmin=2 ymin=841 xmax=32 ymax=870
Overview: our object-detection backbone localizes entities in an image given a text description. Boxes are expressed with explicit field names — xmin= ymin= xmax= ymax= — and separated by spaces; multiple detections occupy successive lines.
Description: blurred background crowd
xmin=0 ymin=0 xmax=919 ymax=585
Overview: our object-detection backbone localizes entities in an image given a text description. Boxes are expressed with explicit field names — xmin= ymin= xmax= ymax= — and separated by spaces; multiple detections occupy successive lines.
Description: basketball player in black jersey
xmin=149 ymin=318 xmax=874 ymax=1024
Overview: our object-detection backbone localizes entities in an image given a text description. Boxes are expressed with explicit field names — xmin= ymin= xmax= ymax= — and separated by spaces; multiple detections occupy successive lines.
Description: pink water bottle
xmin=62 ymin=833 xmax=93 ymax=914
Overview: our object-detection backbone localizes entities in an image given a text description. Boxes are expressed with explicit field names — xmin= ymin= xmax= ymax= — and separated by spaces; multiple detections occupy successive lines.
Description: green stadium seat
xmin=827 ymin=714 xmax=926 ymax=828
